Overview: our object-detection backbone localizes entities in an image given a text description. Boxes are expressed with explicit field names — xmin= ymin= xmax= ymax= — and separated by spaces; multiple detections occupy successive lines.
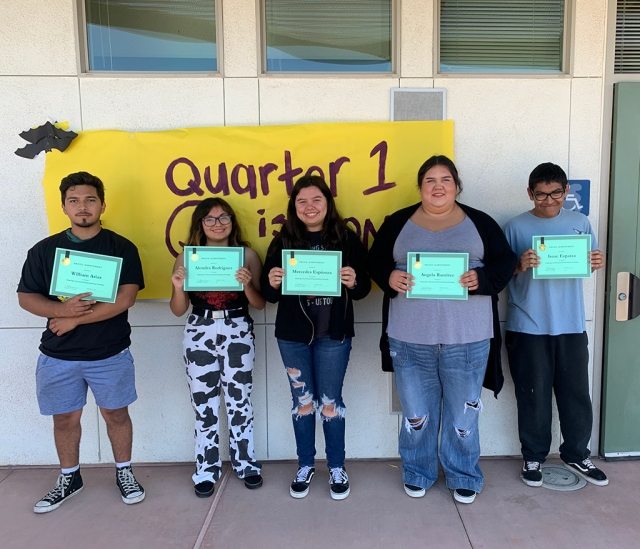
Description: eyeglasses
xmin=202 ymin=215 xmax=232 ymax=227
xmin=532 ymin=189 xmax=565 ymax=201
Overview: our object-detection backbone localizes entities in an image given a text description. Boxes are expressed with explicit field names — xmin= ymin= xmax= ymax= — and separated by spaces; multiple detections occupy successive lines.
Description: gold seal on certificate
xmin=50 ymin=248 xmax=123 ymax=303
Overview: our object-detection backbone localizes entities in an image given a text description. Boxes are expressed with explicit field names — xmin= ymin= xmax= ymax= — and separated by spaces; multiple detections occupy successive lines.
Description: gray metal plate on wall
xmin=541 ymin=465 xmax=587 ymax=491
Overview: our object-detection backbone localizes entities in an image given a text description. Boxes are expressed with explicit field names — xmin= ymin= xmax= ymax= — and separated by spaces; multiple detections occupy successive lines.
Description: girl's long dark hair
xmin=268 ymin=175 xmax=347 ymax=254
xmin=185 ymin=197 xmax=250 ymax=247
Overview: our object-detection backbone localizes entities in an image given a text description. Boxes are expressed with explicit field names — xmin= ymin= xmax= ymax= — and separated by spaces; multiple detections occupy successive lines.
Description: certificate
xmin=406 ymin=252 xmax=469 ymax=300
xmin=532 ymin=235 xmax=592 ymax=279
xmin=183 ymin=246 xmax=244 ymax=291
xmin=49 ymin=248 xmax=122 ymax=303
xmin=282 ymin=250 xmax=342 ymax=297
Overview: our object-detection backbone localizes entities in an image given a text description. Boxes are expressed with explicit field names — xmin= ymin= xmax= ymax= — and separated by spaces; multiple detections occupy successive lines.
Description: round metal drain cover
xmin=541 ymin=465 xmax=587 ymax=491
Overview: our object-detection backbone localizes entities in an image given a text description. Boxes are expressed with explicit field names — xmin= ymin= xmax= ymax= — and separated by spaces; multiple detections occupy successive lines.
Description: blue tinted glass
xmin=265 ymin=1 xmax=392 ymax=73
xmin=86 ymin=1 xmax=217 ymax=72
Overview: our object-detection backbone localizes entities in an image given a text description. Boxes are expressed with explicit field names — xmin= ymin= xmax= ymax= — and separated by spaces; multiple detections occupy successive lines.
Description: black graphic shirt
xmin=304 ymin=231 xmax=333 ymax=338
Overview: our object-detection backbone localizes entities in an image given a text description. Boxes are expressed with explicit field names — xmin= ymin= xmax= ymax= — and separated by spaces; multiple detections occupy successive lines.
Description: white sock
xmin=116 ymin=461 xmax=131 ymax=469
xmin=61 ymin=464 xmax=79 ymax=474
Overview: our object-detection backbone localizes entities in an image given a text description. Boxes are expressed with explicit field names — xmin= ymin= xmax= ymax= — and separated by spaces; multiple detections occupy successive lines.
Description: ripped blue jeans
xmin=389 ymin=337 xmax=490 ymax=493
xmin=277 ymin=337 xmax=352 ymax=469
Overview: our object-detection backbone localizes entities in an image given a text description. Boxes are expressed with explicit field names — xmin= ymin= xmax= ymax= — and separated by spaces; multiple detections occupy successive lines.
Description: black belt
xmin=192 ymin=306 xmax=249 ymax=320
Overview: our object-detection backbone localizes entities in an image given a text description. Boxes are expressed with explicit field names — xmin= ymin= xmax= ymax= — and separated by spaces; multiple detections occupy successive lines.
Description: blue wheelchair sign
xmin=564 ymin=180 xmax=590 ymax=216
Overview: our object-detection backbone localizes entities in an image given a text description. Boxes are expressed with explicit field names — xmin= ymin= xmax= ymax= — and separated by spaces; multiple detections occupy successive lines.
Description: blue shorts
xmin=36 ymin=349 xmax=138 ymax=416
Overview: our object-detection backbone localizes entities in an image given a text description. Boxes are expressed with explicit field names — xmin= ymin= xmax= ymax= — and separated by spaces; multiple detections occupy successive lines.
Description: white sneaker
xmin=404 ymin=484 xmax=426 ymax=498
xmin=453 ymin=488 xmax=476 ymax=504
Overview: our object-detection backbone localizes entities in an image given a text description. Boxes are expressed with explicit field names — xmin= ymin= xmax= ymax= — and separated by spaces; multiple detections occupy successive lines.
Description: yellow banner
xmin=42 ymin=121 xmax=454 ymax=298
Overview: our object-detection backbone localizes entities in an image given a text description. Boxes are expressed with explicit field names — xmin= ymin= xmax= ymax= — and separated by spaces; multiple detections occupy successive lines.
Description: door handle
xmin=616 ymin=272 xmax=640 ymax=321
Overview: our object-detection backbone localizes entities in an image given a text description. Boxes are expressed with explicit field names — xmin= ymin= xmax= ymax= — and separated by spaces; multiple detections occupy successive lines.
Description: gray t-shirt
xmin=387 ymin=216 xmax=493 ymax=345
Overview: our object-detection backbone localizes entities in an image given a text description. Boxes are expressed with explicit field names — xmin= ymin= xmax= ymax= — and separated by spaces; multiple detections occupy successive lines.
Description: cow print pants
xmin=183 ymin=313 xmax=262 ymax=484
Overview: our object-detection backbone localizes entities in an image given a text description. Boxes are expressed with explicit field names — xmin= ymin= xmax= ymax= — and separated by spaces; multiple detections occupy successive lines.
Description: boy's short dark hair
xmin=528 ymin=163 xmax=568 ymax=192
xmin=59 ymin=172 xmax=105 ymax=204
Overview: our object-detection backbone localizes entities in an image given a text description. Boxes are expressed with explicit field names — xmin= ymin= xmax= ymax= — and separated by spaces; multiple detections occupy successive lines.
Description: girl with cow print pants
xmin=170 ymin=197 xmax=265 ymax=498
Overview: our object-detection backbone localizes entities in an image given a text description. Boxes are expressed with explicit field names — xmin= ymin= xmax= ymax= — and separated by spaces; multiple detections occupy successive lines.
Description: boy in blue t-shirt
xmin=503 ymin=163 xmax=608 ymax=488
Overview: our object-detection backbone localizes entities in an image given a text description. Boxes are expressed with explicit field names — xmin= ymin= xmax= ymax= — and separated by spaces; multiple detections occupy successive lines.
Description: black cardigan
xmin=367 ymin=202 xmax=517 ymax=397
xmin=261 ymin=229 xmax=371 ymax=343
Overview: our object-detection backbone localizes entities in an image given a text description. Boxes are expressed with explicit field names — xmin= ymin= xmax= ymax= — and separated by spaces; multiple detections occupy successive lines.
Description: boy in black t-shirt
xmin=17 ymin=172 xmax=146 ymax=513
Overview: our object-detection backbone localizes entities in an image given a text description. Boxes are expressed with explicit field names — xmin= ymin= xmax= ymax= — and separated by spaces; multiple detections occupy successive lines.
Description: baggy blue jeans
xmin=389 ymin=337 xmax=490 ymax=493
xmin=277 ymin=337 xmax=352 ymax=469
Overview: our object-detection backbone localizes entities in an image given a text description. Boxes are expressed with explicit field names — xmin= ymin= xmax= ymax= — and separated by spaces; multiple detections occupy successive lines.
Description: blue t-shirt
xmin=503 ymin=209 xmax=596 ymax=335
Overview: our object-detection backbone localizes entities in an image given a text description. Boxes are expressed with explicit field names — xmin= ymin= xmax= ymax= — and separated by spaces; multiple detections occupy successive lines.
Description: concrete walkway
xmin=1 ymin=458 xmax=637 ymax=549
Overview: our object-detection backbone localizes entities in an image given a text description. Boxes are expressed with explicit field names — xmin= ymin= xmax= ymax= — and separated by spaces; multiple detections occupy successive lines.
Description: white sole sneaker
xmin=563 ymin=463 xmax=609 ymax=486
xmin=520 ymin=473 xmax=543 ymax=487
xmin=404 ymin=484 xmax=426 ymax=498
xmin=290 ymin=486 xmax=310 ymax=499
xmin=33 ymin=486 xmax=84 ymax=514
xmin=121 ymin=491 xmax=145 ymax=505
xmin=330 ymin=486 xmax=350 ymax=500
xmin=453 ymin=489 xmax=476 ymax=504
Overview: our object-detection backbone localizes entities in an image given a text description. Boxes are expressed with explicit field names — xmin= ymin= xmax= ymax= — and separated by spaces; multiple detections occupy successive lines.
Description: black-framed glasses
xmin=532 ymin=189 xmax=565 ymax=201
xmin=202 ymin=215 xmax=232 ymax=227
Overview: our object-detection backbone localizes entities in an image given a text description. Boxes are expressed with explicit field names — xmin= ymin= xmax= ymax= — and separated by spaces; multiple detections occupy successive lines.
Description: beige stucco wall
xmin=0 ymin=0 xmax=607 ymax=465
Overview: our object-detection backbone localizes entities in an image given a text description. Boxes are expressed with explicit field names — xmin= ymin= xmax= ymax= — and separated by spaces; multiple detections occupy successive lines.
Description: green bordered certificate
xmin=407 ymin=252 xmax=469 ymax=300
xmin=49 ymin=248 xmax=122 ymax=303
xmin=532 ymin=235 xmax=592 ymax=279
xmin=282 ymin=249 xmax=342 ymax=297
xmin=183 ymin=246 xmax=244 ymax=291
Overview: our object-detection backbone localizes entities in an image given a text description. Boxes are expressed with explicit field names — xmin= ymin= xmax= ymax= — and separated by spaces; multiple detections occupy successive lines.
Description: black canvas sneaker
xmin=521 ymin=461 xmax=543 ymax=487
xmin=290 ymin=466 xmax=315 ymax=499
xmin=116 ymin=465 xmax=146 ymax=504
xmin=329 ymin=467 xmax=350 ymax=500
xmin=33 ymin=470 xmax=84 ymax=514
xmin=564 ymin=458 xmax=609 ymax=486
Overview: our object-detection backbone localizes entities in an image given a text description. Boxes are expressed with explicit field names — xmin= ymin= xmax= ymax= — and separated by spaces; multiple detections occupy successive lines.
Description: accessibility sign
xmin=564 ymin=180 xmax=590 ymax=216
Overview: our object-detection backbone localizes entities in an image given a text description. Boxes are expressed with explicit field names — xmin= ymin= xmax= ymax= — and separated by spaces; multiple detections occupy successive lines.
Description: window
xmin=616 ymin=0 xmax=640 ymax=73
xmin=84 ymin=0 xmax=217 ymax=72
xmin=439 ymin=0 xmax=566 ymax=73
xmin=263 ymin=0 xmax=393 ymax=73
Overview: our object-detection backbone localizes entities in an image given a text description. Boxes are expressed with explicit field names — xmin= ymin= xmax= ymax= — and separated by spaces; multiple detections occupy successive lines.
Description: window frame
xmin=434 ymin=0 xmax=573 ymax=77
xmin=258 ymin=0 xmax=399 ymax=77
xmin=76 ymin=0 xmax=223 ymax=76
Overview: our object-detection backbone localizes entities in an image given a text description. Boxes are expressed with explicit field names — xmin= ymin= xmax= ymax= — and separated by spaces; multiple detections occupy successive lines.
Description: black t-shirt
xmin=17 ymin=229 xmax=144 ymax=361
xmin=304 ymin=231 xmax=333 ymax=338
